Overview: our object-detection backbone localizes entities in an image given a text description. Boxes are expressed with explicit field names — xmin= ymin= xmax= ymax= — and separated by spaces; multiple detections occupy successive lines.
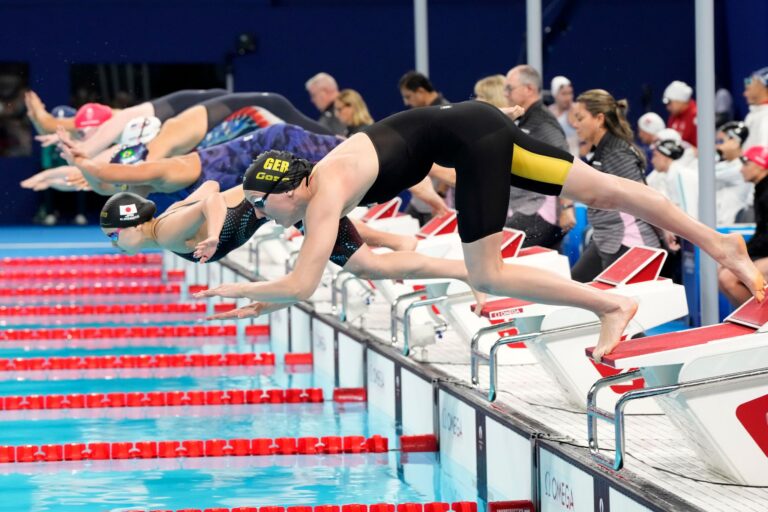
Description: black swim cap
xmin=242 ymin=150 xmax=313 ymax=195
xmin=655 ymin=139 xmax=684 ymax=160
xmin=100 ymin=192 xmax=156 ymax=228
xmin=718 ymin=121 xmax=749 ymax=147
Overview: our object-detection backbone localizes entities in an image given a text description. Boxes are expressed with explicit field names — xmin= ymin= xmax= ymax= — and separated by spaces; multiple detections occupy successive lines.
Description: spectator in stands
xmin=715 ymin=121 xmax=753 ymax=224
xmin=305 ymin=72 xmax=346 ymax=136
xmin=398 ymin=71 xmax=450 ymax=224
xmin=571 ymin=89 xmax=661 ymax=282
xmin=719 ymin=146 xmax=768 ymax=306
xmin=548 ymin=75 xmax=579 ymax=155
xmin=637 ymin=112 xmax=666 ymax=174
xmin=743 ymin=67 xmax=768 ymax=149
xmin=716 ymin=83 xmax=734 ymax=127
xmin=647 ymin=129 xmax=697 ymax=220
xmin=398 ymin=71 xmax=449 ymax=108
xmin=333 ymin=89 xmax=373 ymax=137
xmin=503 ymin=65 xmax=575 ymax=249
xmin=664 ymin=80 xmax=698 ymax=147
xmin=473 ymin=75 xmax=507 ymax=108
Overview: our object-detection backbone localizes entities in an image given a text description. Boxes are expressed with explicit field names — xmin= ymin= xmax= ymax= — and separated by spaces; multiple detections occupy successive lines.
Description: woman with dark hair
xmin=570 ymin=89 xmax=661 ymax=282
xmin=193 ymin=101 xmax=762 ymax=362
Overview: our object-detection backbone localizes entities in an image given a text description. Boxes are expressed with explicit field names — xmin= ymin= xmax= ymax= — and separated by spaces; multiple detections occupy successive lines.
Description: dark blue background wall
xmin=0 ymin=0 xmax=765 ymax=224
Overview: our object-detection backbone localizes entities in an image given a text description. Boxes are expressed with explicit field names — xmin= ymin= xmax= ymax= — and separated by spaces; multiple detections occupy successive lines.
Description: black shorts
xmin=363 ymin=101 xmax=575 ymax=243
xmin=150 ymin=89 xmax=227 ymax=121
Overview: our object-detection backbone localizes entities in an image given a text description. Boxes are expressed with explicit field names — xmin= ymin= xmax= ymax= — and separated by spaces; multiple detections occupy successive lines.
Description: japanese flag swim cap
xmin=100 ymin=192 xmax=156 ymax=228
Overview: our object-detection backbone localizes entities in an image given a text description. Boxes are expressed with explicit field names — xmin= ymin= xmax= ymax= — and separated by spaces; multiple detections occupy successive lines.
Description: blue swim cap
xmin=51 ymin=105 xmax=77 ymax=119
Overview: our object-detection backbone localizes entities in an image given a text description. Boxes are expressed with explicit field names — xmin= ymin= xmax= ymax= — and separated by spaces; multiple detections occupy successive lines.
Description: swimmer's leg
xmin=563 ymin=158 xmax=765 ymax=302
xmin=462 ymin=232 xmax=637 ymax=361
xmin=350 ymin=219 xmax=417 ymax=252
xmin=145 ymin=106 xmax=208 ymax=161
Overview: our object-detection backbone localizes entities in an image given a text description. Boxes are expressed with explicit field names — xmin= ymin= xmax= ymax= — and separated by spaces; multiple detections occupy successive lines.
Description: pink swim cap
xmin=74 ymin=103 xmax=112 ymax=128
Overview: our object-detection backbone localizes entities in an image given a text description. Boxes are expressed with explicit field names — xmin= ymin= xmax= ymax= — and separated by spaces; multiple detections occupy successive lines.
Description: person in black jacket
xmin=719 ymin=145 xmax=768 ymax=306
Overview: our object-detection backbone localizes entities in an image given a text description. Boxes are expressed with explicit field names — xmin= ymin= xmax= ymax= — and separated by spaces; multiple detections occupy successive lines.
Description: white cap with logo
xmin=663 ymin=81 xmax=693 ymax=103
xmin=638 ymin=112 xmax=665 ymax=135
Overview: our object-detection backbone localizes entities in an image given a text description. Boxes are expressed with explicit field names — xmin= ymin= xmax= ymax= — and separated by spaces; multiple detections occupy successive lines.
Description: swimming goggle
xmin=106 ymin=228 xmax=122 ymax=246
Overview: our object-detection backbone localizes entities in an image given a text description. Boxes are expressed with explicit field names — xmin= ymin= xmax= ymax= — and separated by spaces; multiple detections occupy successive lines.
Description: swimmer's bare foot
xmin=718 ymin=233 xmax=765 ymax=302
xmin=592 ymin=296 xmax=638 ymax=363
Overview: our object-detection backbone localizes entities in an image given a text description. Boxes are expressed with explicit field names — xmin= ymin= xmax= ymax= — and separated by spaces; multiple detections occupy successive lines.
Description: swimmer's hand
xmin=24 ymin=90 xmax=49 ymax=134
xmin=35 ymin=133 xmax=60 ymax=148
xmin=193 ymin=282 xmax=250 ymax=299
xmin=205 ymin=301 xmax=288 ymax=321
xmin=193 ymin=236 xmax=219 ymax=264
xmin=662 ymin=230 xmax=680 ymax=252
xmin=471 ymin=289 xmax=487 ymax=316
xmin=500 ymin=106 xmax=525 ymax=121
xmin=56 ymin=128 xmax=87 ymax=165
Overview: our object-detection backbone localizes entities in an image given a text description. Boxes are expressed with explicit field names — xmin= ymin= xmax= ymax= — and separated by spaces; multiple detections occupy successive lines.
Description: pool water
xmin=0 ymin=242 xmax=481 ymax=512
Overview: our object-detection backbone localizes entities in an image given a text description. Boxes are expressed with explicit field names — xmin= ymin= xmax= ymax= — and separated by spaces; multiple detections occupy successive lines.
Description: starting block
xmin=362 ymin=198 xmax=420 ymax=235
xmin=587 ymin=294 xmax=768 ymax=485
xmin=441 ymin=233 xmax=572 ymax=366
xmin=415 ymin=210 xmax=458 ymax=239
xmin=467 ymin=247 xmax=687 ymax=415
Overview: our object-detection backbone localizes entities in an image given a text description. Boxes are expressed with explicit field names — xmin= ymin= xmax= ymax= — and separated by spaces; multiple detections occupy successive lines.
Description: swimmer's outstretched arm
xmin=25 ymin=91 xmax=76 ymax=134
xmin=196 ymin=186 xmax=344 ymax=303
xmin=206 ymin=243 xmax=486 ymax=320
xmin=77 ymin=103 xmax=154 ymax=158
xmin=194 ymin=182 xmax=226 ymax=263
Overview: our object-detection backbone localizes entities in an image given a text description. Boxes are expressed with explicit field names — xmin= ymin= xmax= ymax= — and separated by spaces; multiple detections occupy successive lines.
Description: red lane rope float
xmin=284 ymin=353 xmax=313 ymax=365
xmin=0 ymin=254 xmax=162 ymax=267
xmin=0 ymin=387 xmax=325 ymax=411
xmin=0 ymin=303 xmax=212 ymax=318
xmin=399 ymin=434 xmax=438 ymax=453
xmin=0 ymin=268 xmax=184 ymax=281
xmin=0 ymin=283 xmax=181 ymax=298
xmin=332 ymin=388 xmax=367 ymax=403
xmin=0 ymin=434 xmax=390 ymax=463
xmin=119 ymin=502 xmax=486 ymax=512
xmin=0 ymin=352 xmax=276 ymax=372
xmin=0 ymin=325 xmax=237 ymax=341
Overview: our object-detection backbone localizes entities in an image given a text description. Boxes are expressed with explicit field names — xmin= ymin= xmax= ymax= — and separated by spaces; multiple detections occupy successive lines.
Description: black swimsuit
xmin=173 ymin=199 xmax=267 ymax=263
xmin=295 ymin=217 xmax=364 ymax=267
xmin=172 ymin=202 xmax=362 ymax=266
xmin=201 ymin=93 xmax=333 ymax=135
xmin=362 ymin=101 xmax=574 ymax=243
xmin=150 ymin=89 xmax=228 ymax=121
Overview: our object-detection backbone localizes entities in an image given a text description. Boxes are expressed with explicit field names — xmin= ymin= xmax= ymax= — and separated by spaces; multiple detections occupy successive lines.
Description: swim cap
xmin=100 ymin=192 xmax=156 ymax=228
xmin=110 ymin=143 xmax=149 ymax=165
xmin=654 ymin=139 xmax=684 ymax=160
xmin=718 ymin=121 xmax=749 ymax=146
xmin=51 ymin=105 xmax=77 ymax=119
xmin=743 ymin=146 xmax=768 ymax=170
xmin=74 ymin=103 xmax=112 ymax=128
xmin=120 ymin=116 xmax=161 ymax=146
xmin=243 ymin=150 xmax=313 ymax=194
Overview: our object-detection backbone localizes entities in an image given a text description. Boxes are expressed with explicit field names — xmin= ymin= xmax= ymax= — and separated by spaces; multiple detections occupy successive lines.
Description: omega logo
xmin=543 ymin=471 xmax=575 ymax=510
xmin=441 ymin=408 xmax=463 ymax=439
xmin=315 ymin=335 xmax=328 ymax=352
xmin=370 ymin=367 xmax=385 ymax=389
